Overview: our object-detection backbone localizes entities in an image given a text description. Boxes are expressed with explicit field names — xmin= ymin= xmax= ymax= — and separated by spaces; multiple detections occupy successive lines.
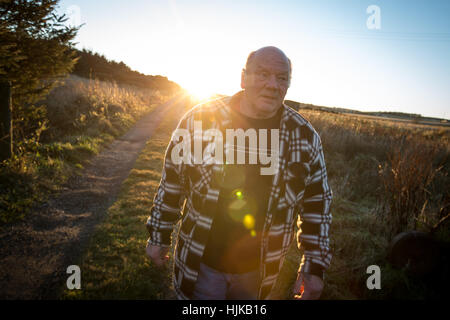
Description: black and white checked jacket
xmin=146 ymin=92 xmax=332 ymax=300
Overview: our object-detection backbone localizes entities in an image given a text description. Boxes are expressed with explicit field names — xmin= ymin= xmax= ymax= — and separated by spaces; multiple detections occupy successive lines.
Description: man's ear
xmin=240 ymin=69 xmax=246 ymax=89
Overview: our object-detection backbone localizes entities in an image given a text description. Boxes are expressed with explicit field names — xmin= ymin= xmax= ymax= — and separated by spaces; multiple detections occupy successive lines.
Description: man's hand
xmin=292 ymin=272 xmax=324 ymax=300
xmin=146 ymin=242 xmax=170 ymax=267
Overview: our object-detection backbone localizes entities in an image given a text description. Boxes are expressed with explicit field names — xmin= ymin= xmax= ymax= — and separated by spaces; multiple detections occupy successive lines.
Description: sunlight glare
xmin=185 ymin=81 xmax=217 ymax=101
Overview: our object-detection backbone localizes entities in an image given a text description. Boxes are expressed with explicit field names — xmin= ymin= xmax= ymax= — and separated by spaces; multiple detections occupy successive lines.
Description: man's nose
xmin=265 ymin=74 xmax=278 ymax=89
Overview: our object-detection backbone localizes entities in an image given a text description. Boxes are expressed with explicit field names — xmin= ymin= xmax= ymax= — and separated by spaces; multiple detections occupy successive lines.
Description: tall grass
xmin=42 ymin=75 xmax=165 ymax=140
xmin=301 ymin=109 xmax=449 ymax=206
xmin=278 ymin=109 xmax=450 ymax=299
xmin=378 ymin=139 xmax=445 ymax=238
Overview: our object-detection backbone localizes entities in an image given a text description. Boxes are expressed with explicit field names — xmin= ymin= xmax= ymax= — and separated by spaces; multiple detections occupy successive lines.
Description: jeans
xmin=192 ymin=263 xmax=261 ymax=300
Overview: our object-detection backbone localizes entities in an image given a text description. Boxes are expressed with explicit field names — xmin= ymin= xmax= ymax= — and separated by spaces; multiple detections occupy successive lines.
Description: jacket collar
xmin=216 ymin=90 xmax=293 ymax=131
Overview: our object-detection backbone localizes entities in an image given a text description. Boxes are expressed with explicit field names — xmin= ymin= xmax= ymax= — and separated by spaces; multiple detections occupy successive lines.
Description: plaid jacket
xmin=146 ymin=92 xmax=332 ymax=300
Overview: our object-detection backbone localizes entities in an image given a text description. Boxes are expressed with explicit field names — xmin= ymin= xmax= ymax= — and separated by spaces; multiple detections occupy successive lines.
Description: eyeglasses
xmin=245 ymin=69 xmax=290 ymax=87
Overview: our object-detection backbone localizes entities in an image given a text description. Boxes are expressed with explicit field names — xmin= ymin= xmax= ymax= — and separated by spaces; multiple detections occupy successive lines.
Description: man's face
xmin=241 ymin=49 xmax=290 ymax=117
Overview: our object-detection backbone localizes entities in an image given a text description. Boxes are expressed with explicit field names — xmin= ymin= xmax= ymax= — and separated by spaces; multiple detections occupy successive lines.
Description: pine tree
xmin=0 ymin=0 xmax=80 ymax=151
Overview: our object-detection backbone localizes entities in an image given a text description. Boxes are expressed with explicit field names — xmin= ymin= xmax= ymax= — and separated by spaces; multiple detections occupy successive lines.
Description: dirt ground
xmin=0 ymin=94 xmax=188 ymax=299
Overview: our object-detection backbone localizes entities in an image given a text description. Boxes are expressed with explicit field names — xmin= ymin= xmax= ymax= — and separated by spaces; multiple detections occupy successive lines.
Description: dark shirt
xmin=201 ymin=95 xmax=282 ymax=273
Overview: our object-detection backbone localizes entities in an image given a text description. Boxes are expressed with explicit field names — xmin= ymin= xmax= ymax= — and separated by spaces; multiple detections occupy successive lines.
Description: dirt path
xmin=0 ymin=94 xmax=188 ymax=299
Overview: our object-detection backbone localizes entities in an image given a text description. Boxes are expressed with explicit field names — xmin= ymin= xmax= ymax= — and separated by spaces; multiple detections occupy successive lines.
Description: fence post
xmin=0 ymin=80 xmax=12 ymax=161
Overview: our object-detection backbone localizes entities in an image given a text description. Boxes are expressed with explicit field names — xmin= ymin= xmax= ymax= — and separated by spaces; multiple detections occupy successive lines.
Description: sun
xmin=185 ymin=81 xmax=217 ymax=101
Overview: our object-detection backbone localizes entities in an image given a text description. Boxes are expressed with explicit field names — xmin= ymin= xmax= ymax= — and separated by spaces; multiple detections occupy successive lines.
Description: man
xmin=146 ymin=46 xmax=332 ymax=300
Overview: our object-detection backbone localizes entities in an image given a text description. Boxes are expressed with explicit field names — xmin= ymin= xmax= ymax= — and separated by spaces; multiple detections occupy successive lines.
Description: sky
xmin=57 ymin=0 xmax=450 ymax=119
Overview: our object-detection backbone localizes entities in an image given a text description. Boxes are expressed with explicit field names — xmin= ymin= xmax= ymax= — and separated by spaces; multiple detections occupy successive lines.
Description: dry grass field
xmin=273 ymin=108 xmax=449 ymax=299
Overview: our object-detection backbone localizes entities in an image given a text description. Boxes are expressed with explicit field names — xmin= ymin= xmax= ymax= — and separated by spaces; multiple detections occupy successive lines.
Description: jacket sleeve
xmin=296 ymin=131 xmax=332 ymax=276
xmin=145 ymin=117 xmax=188 ymax=247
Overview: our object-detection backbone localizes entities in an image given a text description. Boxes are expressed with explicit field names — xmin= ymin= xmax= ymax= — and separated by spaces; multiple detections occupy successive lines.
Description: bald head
xmin=244 ymin=46 xmax=292 ymax=82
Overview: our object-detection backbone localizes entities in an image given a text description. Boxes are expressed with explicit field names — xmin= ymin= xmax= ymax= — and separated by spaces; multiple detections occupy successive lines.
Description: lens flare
xmin=229 ymin=199 xmax=246 ymax=211
xmin=243 ymin=214 xmax=255 ymax=229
